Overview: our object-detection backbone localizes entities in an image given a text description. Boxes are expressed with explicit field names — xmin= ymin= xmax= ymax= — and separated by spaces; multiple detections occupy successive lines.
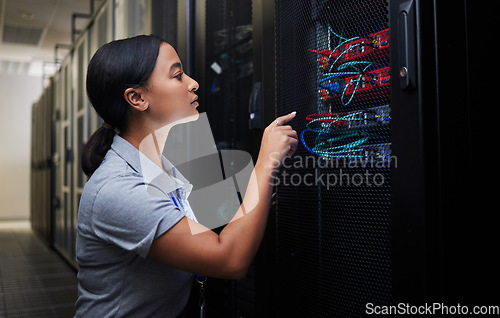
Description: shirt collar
xmin=110 ymin=134 xmax=192 ymax=196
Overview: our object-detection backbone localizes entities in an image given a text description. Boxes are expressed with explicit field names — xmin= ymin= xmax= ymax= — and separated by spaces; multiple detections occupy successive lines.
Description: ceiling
xmin=0 ymin=0 xmax=104 ymax=77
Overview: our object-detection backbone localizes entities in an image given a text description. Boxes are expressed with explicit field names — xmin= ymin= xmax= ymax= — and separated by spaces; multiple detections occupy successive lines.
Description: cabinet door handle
xmin=398 ymin=0 xmax=417 ymax=90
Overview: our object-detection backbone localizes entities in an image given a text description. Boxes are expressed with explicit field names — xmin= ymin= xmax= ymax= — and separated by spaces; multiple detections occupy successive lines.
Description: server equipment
xmin=274 ymin=2 xmax=391 ymax=316
xmin=31 ymin=85 xmax=53 ymax=243
xmin=274 ymin=0 xmax=497 ymax=317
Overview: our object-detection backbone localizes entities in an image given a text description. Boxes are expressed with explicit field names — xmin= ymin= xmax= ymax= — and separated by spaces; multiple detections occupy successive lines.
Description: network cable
xmin=300 ymin=112 xmax=372 ymax=158
xmin=318 ymin=61 xmax=375 ymax=105
xmin=309 ymin=25 xmax=390 ymax=105
xmin=301 ymin=128 xmax=371 ymax=158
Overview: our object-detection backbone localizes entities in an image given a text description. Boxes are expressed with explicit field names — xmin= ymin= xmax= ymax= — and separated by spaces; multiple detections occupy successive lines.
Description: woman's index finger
xmin=276 ymin=111 xmax=296 ymax=126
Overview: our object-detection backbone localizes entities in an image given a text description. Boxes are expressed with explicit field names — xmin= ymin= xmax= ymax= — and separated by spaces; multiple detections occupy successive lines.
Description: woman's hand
xmin=257 ymin=111 xmax=298 ymax=174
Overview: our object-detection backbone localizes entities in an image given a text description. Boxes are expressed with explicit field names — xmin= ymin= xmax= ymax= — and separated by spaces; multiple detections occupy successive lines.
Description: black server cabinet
xmin=274 ymin=0 xmax=498 ymax=317
xmin=196 ymin=1 xmax=258 ymax=316
xmin=201 ymin=0 xmax=254 ymax=153
xmin=152 ymin=0 xmax=179 ymax=50
xmin=171 ymin=0 xmax=277 ymax=316
xmin=275 ymin=1 xmax=391 ymax=317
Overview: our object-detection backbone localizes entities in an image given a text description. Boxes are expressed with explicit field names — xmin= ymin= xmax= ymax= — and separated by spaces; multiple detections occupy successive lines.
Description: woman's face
xmin=142 ymin=43 xmax=199 ymax=126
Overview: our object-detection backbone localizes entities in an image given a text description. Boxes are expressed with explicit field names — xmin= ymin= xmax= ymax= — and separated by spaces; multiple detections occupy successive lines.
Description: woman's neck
xmin=120 ymin=113 xmax=200 ymax=170
xmin=121 ymin=124 xmax=172 ymax=170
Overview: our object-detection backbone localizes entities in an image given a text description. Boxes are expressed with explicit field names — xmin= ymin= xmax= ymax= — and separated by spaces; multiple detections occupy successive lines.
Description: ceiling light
xmin=19 ymin=10 xmax=35 ymax=21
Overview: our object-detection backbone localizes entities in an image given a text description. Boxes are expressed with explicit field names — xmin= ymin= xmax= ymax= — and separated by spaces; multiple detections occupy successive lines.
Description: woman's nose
xmin=187 ymin=76 xmax=199 ymax=92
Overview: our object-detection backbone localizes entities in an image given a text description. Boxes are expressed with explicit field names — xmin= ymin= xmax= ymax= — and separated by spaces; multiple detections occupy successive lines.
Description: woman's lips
xmin=191 ymin=96 xmax=199 ymax=107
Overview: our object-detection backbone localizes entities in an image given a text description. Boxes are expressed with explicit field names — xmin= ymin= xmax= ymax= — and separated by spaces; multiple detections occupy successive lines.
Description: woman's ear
xmin=124 ymin=87 xmax=149 ymax=111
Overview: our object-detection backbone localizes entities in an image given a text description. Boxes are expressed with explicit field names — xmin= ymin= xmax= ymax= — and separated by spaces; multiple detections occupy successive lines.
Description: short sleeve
xmin=91 ymin=174 xmax=185 ymax=258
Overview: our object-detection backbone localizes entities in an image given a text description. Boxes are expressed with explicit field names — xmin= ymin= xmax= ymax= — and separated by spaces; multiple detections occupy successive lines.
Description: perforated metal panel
xmin=275 ymin=1 xmax=392 ymax=316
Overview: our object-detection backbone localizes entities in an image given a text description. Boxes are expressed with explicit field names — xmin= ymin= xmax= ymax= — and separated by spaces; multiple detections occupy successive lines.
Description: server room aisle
xmin=0 ymin=221 xmax=77 ymax=317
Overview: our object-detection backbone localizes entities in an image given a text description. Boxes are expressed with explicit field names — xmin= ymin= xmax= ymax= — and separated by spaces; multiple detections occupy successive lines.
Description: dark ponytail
xmin=82 ymin=34 xmax=165 ymax=176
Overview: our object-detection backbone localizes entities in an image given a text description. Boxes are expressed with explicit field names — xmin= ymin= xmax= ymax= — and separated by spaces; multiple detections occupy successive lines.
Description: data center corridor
xmin=0 ymin=222 xmax=77 ymax=318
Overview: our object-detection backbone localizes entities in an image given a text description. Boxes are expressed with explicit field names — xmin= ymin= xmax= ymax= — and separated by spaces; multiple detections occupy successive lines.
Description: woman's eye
xmin=175 ymin=72 xmax=183 ymax=80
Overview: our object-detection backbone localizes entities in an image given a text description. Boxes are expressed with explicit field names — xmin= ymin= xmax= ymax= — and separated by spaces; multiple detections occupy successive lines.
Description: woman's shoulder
xmin=82 ymin=150 xmax=141 ymax=199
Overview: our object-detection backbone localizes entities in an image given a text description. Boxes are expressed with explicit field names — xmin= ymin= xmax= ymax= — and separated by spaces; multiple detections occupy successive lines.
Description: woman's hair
xmin=82 ymin=34 xmax=165 ymax=176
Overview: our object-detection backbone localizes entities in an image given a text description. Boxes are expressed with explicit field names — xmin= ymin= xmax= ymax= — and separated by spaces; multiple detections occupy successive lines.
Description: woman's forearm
xmin=217 ymin=158 xmax=276 ymax=278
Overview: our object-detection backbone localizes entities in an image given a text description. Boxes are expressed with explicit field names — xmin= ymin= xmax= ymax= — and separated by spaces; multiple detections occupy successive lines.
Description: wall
xmin=0 ymin=72 xmax=43 ymax=220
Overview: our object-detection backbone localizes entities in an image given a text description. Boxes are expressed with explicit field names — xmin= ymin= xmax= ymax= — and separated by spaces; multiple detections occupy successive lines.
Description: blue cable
xmin=302 ymin=128 xmax=371 ymax=158
xmin=318 ymin=58 xmax=376 ymax=105
xmin=301 ymin=129 xmax=320 ymax=156
xmin=301 ymin=112 xmax=375 ymax=158
xmin=328 ymin=42 xmax=365 ymax=72
xmin=328 ymin=25 xmax=349 ymax=42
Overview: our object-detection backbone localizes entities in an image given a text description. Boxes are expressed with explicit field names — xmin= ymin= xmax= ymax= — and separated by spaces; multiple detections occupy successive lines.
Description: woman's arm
xmin=148 ymin=112 xmax=297 ymax=279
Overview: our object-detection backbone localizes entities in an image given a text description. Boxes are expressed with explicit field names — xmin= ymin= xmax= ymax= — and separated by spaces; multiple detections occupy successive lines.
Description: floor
xmin=0 ymin=221 xmax=78 ymax=318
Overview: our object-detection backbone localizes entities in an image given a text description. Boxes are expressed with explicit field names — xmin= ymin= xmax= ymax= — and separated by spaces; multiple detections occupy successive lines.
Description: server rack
xmin=70 ymin=33 xmax=90 ymax=266
xmin=151 ymin=0 xmax=179 ymax=50
xmin=31 ymin=85 xmax=53 ymax=244
xmin=51 ymin=69 xmax=63 ymax=255
xmin=51 ymin=56 xmax=74 ymax=265
xmin=174 ymin=0 xmax=278 ymax=316
xmin=273 ymin=1 xmax=498 ymax=317
xmin=49 ymin=0 xmax=115 ymax=268
xmin=275 ymin=2 xmax=391 ymax=316
xmin=189 ymin=1 xmax=257 ymax=316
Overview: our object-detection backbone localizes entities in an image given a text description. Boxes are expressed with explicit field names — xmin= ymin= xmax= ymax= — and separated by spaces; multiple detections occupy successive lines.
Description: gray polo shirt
xmin=75 ymin=135 xmax=197 ymax=317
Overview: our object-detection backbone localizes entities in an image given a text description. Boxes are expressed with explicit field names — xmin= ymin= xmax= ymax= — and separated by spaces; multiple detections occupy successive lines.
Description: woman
xmin=75 ymin=34 xmax=297 ymax=317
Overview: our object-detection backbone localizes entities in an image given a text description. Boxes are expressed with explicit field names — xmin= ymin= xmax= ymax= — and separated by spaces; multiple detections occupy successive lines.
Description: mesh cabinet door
xmin=275 ymin=1 xmax=392 ymax=316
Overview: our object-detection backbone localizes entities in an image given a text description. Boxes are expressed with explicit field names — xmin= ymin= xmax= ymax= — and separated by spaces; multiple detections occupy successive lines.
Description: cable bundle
xmin=302 ymin=25 xmax=391 ymax=158
xmin=309 ymin=25 xmax=390 ymax=106
xmin=301 ymin=112 xmax=372 ymax=158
